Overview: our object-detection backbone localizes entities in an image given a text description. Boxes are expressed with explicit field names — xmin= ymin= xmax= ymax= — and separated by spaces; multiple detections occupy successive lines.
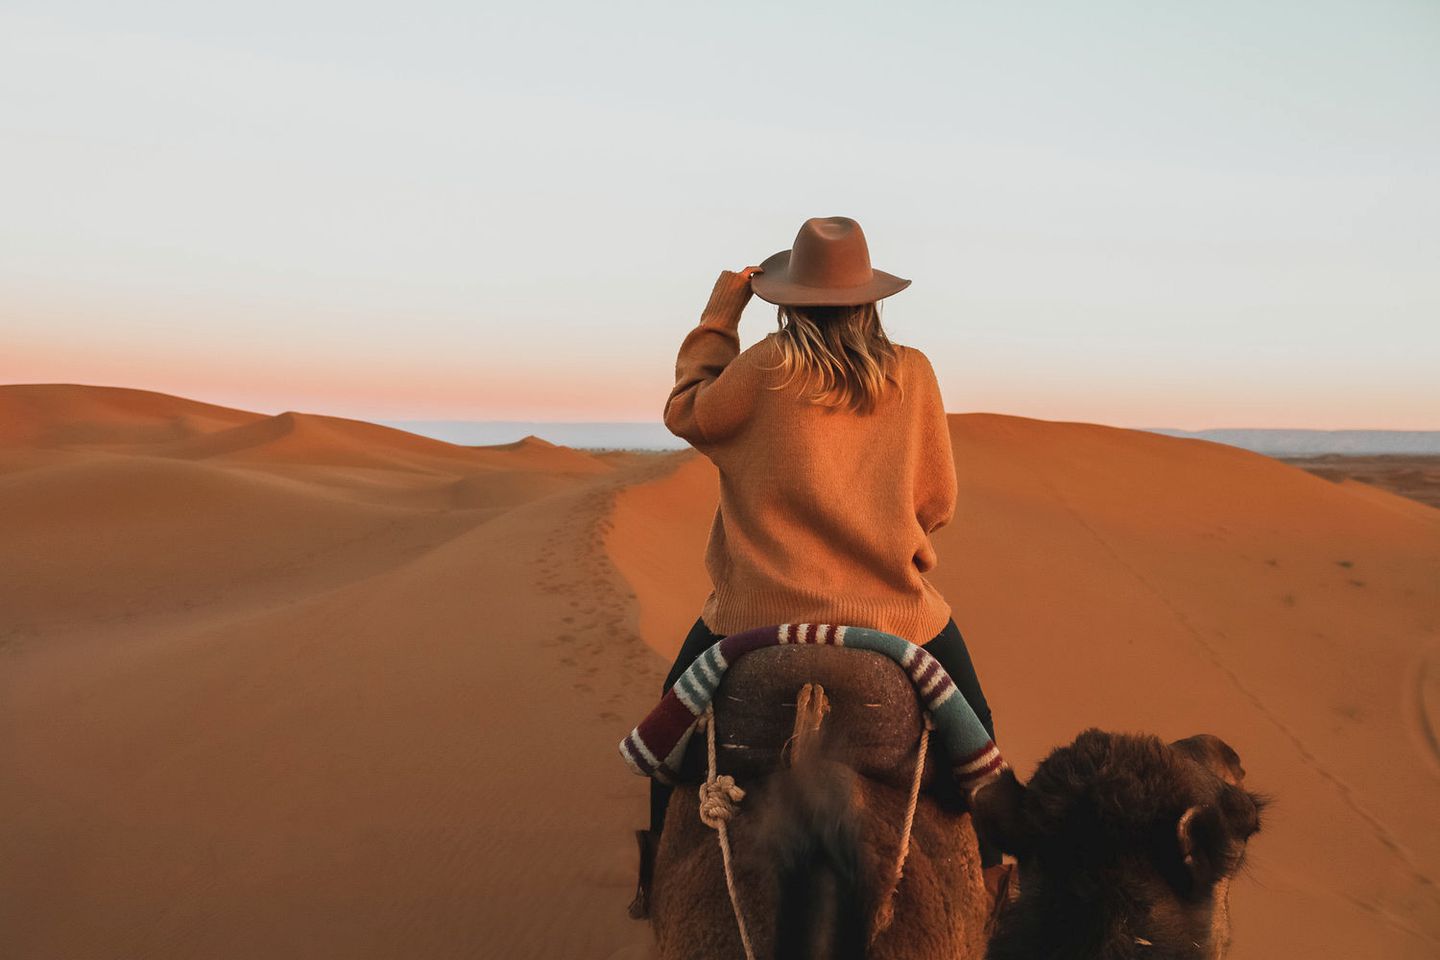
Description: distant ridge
xmin=1147 ymin=428 xmax=1440 ymax=456
xmin=0 ymin=385 xmax=614 ymax=477
xmin=387 ymin=420 xmax=1440 ymax=456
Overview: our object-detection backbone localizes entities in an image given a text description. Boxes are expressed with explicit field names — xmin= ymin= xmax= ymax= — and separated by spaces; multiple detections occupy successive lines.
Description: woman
xmin=629 ymin=216 xmax=1003 ymax=919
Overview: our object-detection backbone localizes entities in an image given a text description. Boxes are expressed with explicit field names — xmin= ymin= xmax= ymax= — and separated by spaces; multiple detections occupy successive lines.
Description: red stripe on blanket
xmin=621 ymin=734 xmax=653 ymax=776
xmin=953 ymin=741 xmax=1000 ymax=769
xmin=924 ymin=673 xmax=956 ymax=706
xmin=956 ymin=753 xmax=1007 ymax=787
xmin=720 ymin=626 xmax=781 ymax=662
xmin=910 ymin=654 xmax=942 ymax=693
xmin=635 ymin=690 xmax=697 ymax=753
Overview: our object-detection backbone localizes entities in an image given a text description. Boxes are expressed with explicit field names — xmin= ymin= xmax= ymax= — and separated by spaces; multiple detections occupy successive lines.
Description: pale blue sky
xmin=2 ymin=1 xmax=1437 ymax=427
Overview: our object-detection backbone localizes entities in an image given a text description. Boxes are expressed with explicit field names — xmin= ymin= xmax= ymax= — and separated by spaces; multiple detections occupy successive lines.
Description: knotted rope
xmin=871 ymin=712 xmax=934 ymax=939
xmin=698 ymin=767 xmax=745 ymax=829
xmin=700 ymin=706 xmax=757 ymax=960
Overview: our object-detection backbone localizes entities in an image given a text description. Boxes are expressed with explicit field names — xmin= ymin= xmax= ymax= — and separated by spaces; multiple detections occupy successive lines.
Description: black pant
xmin=649 ymin=616 xmax=1001 ymax=867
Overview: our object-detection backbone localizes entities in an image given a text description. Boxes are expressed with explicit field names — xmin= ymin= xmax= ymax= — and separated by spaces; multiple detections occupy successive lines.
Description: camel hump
xmin=682 ymin=645 xmax=930 ymax=790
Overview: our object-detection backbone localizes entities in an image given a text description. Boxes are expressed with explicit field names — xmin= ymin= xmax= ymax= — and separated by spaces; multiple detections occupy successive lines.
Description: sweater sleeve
xmin=913 ymin=350 xmax=957 ymax=535
xmin=662 ymin=276 xmax=759 ymax=447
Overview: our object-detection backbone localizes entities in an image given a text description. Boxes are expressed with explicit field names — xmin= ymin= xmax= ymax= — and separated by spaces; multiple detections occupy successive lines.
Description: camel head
xmin=974 ymin=729 xmax=1267 ymax=960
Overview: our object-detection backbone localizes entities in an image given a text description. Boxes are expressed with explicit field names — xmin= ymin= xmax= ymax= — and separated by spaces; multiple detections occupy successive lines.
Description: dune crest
xmin=0 ymin=384 xmax=614 ymax=497
xmin=0 ymin=383 xmax=263 ymax=446
xmin=161 ymin=409 xmax=493 ymax=471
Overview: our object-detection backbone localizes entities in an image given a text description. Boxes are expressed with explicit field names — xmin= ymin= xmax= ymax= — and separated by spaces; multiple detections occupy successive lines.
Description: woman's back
xmin=666 ymin=324 xmax=957 ymax=646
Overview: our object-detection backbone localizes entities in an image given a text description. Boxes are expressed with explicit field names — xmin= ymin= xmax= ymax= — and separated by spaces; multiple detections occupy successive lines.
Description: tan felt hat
xmin=752 ymin=216 xmax=911 ymax=306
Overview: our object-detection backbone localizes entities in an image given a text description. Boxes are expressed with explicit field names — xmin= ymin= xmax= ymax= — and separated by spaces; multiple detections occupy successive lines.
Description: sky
xmin=2 ymin=1 xmax=1437 ymax=429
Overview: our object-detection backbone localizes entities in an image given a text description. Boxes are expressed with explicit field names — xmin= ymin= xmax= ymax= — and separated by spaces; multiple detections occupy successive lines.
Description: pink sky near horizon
xmin=7 ymin=323 xmax=1435 ymax=432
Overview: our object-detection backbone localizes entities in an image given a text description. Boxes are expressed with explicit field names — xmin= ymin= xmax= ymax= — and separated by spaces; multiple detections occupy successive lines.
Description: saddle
xmin=628 ymin=632 xmax=1007 ymax=945
xmin=671 ymin=644 xmax=952 ymax=797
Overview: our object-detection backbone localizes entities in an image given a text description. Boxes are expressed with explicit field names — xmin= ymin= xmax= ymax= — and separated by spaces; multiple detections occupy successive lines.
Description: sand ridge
xmin=0 ymin=382 xmax=264 ymax=446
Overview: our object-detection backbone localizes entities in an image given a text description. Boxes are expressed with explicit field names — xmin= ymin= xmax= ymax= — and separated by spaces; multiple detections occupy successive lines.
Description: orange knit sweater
xmin=663 ymin=277 xmax=957 ymax=646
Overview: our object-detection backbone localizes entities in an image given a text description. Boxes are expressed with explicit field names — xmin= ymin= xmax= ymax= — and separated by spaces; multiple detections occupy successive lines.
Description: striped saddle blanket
xmin=618 ymin=622 xmax=1007 ymax=793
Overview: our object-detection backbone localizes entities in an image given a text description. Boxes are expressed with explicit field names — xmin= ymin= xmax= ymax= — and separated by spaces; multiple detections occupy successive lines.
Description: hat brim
xmin=750 ymin=249 xmax=911 ymax=306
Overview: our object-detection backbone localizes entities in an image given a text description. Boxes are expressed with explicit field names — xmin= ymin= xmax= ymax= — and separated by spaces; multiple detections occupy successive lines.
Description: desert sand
xmin=3 ymin=384 xmax=1438 ymax=959
xmin=1284 ymin=455 xmax=1440 ymax=511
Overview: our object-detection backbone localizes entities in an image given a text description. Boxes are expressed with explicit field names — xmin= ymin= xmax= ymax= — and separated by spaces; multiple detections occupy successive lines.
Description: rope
xmin=700 ymin=707 xmax=757 ymax=960
xmin=697 ymin=686 xmax=926 ymax=955
xmin=872 ymin=712 xmax=933 ymax=939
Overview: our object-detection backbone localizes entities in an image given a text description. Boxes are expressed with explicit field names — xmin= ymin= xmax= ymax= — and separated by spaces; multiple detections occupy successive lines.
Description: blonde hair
xmin=757 ymin=302 xmax=903 ymax=414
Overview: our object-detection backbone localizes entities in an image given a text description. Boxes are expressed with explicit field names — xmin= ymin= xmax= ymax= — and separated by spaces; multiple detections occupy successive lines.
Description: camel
xmin=645 ymin=646 xmax=1265 ymax=960
xmin=980 ymin=730 xmax=1267 ymax=960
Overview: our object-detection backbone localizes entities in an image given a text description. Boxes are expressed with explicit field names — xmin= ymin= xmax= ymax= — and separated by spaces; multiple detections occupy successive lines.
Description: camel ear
xmin=1175 ymin=804 xmax=1231 ymax=892
xmin=1170 ymin=734 xmax=1246 ymax=785
xmin=970 ymin=767 xmax=1029 ymax=856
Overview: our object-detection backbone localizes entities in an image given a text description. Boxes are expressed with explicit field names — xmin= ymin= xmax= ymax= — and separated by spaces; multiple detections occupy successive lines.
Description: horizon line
xmin=4 ymin=382 xmax=1437 ymax=434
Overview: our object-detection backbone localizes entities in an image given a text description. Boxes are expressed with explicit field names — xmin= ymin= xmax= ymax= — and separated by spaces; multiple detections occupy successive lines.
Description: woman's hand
xmin=702 ymin=266 xmax=765 ymax=322
xmin=710 ymin=265 xmax=764 ymax=299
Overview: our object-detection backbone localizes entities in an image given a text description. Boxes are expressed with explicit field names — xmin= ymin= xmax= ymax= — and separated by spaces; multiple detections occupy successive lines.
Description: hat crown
xmin=751 ymin=214 xmax=910 ymax=306
xmin=787 ymin=217 xmax=875 ymax=289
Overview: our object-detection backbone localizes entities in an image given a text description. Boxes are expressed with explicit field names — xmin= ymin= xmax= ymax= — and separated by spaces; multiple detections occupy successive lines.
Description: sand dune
xmin=473 ymin=434 xmax=615 ymax=474
xmin=2 ymin=384 xmax=615 ymax=511
xmin=0 ymin=383 xmax=263 ymax=446
xmin=3 ymin=384 xmax=611 ymax=474
xmin=1 ymin=385 xmax=655 ymax=959
xmin=3 ymin=386 xmax=1437 ymax=959
xmin=0 ymin=453 xmax=477 ymax=632
xmin=160 ymin=410 xmax=470 ymax=471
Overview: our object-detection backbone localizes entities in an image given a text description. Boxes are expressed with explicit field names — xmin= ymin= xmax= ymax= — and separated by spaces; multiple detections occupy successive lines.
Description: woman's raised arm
xmin=662 ymin=267 xmax=763 ymax=447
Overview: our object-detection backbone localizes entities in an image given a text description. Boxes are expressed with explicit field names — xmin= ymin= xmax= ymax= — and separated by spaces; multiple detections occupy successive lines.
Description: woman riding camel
xmin=629 ymin=215 xmax=1004 ymax=918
